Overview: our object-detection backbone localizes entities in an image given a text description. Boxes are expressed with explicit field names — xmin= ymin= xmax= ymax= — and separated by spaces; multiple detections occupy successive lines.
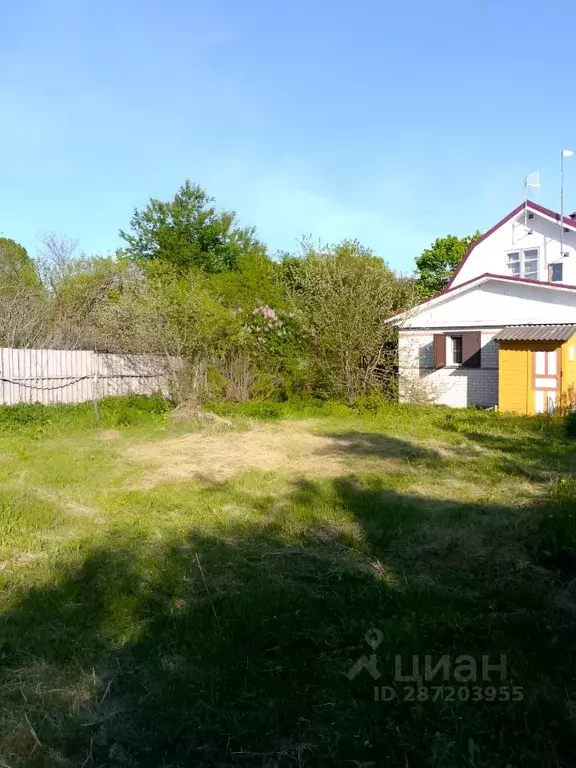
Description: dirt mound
xmin=169 ymin=403 xmax=233 ymax=426
xmin=98 ymin=429 xmax=121 ymax=441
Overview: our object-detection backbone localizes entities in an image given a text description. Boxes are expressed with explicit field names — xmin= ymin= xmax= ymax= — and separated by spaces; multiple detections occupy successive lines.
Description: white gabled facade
xmin=395 ymin=200 xmax=576 ymax=408
xmin=450 ymin=202 xmax=576 ymax=289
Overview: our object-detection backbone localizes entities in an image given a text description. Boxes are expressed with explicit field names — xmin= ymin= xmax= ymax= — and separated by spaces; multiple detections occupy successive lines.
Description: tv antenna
xmin=524 ymin=171 xmax=541 ymax=228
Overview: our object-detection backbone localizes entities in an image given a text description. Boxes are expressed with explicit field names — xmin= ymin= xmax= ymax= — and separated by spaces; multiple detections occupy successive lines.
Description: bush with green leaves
xmin=0 ymin=396 xmax=172 ymax=433
xmin=288 ymin=239 xmax=414 ymax=401
xmin=564 ymin=409 xmax=576 ymax=438
xmin=0 ymin=180 xmax=417 ymax=406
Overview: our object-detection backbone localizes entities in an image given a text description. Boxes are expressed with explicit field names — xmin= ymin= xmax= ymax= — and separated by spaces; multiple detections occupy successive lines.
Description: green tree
xmin=0 ymin=238 xmax=47 ymax=348
xmin=119 ymin=180 xmax=265 ymax=274
xmin=415 ymin=231 xmax=481 ymax=296
xmin=291 ymin=239 xmax=414 ymax=401
xmin=0 ymin=238 xmax=42 ymax=296
xmin=205 ymin=251 xmax=285 ymax=311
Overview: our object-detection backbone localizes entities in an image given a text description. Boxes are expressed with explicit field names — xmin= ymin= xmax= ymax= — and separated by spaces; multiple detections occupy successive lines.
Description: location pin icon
xmin=365 ymin=628 xmax=383 ymax=650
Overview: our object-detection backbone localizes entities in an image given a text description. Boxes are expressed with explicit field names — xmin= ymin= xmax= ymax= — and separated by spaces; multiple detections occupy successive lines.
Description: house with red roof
xmin=391 ymin=201 xmax=576 ymax=414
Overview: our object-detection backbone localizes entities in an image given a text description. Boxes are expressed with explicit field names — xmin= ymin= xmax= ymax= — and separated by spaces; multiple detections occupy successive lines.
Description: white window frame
xmin=506 ymin=248 xmax=540 ymax=280
xmin=446 ymin=335 xmax=463 ymax=367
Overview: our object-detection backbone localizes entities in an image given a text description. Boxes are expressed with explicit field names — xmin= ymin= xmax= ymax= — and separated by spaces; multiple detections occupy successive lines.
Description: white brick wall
xmin=480 ymin=335 xmax=499 ymax=368
xmin=399 ymin=330 xmax=499 ymax=408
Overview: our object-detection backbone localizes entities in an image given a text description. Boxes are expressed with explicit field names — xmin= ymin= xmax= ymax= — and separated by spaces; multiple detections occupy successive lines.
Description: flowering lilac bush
xmin=226 ymin=303 xmax=309 ymax=398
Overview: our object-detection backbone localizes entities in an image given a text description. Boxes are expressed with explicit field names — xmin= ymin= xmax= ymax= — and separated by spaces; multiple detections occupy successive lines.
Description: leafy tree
xmin=202 ymin=252 xmax=307 ymax=401
xmin=0 ymin=238 xmax=47 ymax=348
xmin=205 ymin=251 xmax=285 ymax=311
xmin=44 ymin=256 xmax=131 ymax=349
xmin=119 ymin=180 xmax=265 ymax=274
xmin=53 ymin=257 xmax=122 ymax=313
xmin=0 ymin=238 xmax=42 ymax=296
xmin=415 ymin=231 xmax=481 ymax=296
xmin=291 ymin=239 xmax=415 ymax=401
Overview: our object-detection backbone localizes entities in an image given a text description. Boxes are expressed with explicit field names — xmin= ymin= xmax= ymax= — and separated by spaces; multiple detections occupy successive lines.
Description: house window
xmin=506 ymin=248 xmax=539 ymax=279
xmin=434 ymin=332 xmax=481 ymax=369
xmin=549 ymin=263 xmax=563 ymax=282
xmin=523 ymin=249 xmax=539 ymax=279
xmin=507 ymin=252 xmax=520 ymax=277
xmin=449 ymin=335 xmax=463 ymax=366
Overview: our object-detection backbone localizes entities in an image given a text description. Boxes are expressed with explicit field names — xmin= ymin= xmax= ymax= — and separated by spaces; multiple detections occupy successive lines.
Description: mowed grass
xmin=1 ymin=398 xmax=576 ymax=767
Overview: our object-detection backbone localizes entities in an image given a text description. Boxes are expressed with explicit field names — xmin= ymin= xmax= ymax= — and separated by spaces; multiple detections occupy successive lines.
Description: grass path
xmin=0 ymin=400 xmax=575 ymax=766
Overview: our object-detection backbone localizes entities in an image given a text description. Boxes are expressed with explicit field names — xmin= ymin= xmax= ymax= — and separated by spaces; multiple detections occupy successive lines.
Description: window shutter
xmin=433 ymin=334 xmax=446 ymax=368
xmin=462 ymin=332 xmax=481 ymax=368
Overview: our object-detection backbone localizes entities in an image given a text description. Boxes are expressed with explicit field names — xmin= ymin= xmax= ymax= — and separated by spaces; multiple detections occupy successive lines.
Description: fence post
xmin=91 ymin=369 xmax=100 ymax=423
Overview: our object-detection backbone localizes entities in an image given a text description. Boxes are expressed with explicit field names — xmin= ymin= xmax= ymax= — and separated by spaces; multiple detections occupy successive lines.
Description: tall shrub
xmin=289 ymin=240 xmax=414 ymax=401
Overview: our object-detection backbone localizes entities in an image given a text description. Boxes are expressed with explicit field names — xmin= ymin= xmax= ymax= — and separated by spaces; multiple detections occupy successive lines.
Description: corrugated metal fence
xmin=0 ymin=348 xmax=170 ymax=405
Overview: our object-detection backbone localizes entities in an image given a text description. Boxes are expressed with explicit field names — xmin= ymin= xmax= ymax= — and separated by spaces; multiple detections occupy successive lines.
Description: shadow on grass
xmin=316 ymin=431 xmax=440 ymax=462
xmin=1 ymin=472 xmax=576 ymax=767
xmin=458 ymin=429 xmax=576 ymax=481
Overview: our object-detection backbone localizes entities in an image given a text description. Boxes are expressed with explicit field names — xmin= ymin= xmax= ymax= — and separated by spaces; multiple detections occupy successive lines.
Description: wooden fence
xmin=0 ymin=348 xmax=170 ymax=405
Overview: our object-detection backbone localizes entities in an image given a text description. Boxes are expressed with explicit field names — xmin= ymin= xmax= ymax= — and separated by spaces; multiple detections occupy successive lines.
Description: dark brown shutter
xmin=462 ymin=332 xmax=481 ymax=368
xmin=433 ymin=334 xmax=446 ymax=368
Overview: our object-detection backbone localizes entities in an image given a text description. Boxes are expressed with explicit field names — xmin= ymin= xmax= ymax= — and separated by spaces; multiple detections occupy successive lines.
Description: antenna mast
xmin=561 ymin=150 xmax=573 ymax=259
xmin=524 ymin=171 xmax=541 ymax=227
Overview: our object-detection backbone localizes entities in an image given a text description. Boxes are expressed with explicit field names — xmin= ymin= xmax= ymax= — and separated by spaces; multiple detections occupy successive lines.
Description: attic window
xmin=549 ymin=263 xmax=563 ymax=282
xmin=523 ymin=249 xmax=539 ymax=279
xmin=507 ymin=252 xmax=520 ymax=277
xmin=507 ymin=248 xmax=539 ymax=280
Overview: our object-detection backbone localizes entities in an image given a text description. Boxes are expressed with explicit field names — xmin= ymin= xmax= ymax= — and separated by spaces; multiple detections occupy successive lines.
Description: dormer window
xmin=507 ymin=248 xmax=539 ymax=280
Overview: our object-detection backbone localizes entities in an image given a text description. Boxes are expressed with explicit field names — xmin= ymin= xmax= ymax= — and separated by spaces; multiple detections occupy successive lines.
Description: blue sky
xmin=1 ymin=0 xmax=575 ymax=274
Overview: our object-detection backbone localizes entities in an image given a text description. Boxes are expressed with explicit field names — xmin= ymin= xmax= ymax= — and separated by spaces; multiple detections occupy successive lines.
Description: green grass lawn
xmin=1 ymin=397 xmax=576 ymax=767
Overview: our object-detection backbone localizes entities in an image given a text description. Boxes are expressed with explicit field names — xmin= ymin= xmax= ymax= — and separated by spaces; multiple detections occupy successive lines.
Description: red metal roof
xmin=528 ymin=200 xmax=576 ymax=230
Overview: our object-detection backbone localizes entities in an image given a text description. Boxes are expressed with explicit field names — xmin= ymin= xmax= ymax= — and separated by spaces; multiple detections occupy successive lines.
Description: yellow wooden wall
xmin=498 ymin=343 xmax=532 ymax=414
xmin=561 ymin=332 xmax=576 ymax=409
xmin=499 ymin=338 xmax=576 ymax=414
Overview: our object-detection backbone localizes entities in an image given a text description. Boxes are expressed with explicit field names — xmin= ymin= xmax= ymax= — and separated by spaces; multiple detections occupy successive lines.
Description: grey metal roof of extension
xmin=493 ymin=324 xmax=576 ymax=342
